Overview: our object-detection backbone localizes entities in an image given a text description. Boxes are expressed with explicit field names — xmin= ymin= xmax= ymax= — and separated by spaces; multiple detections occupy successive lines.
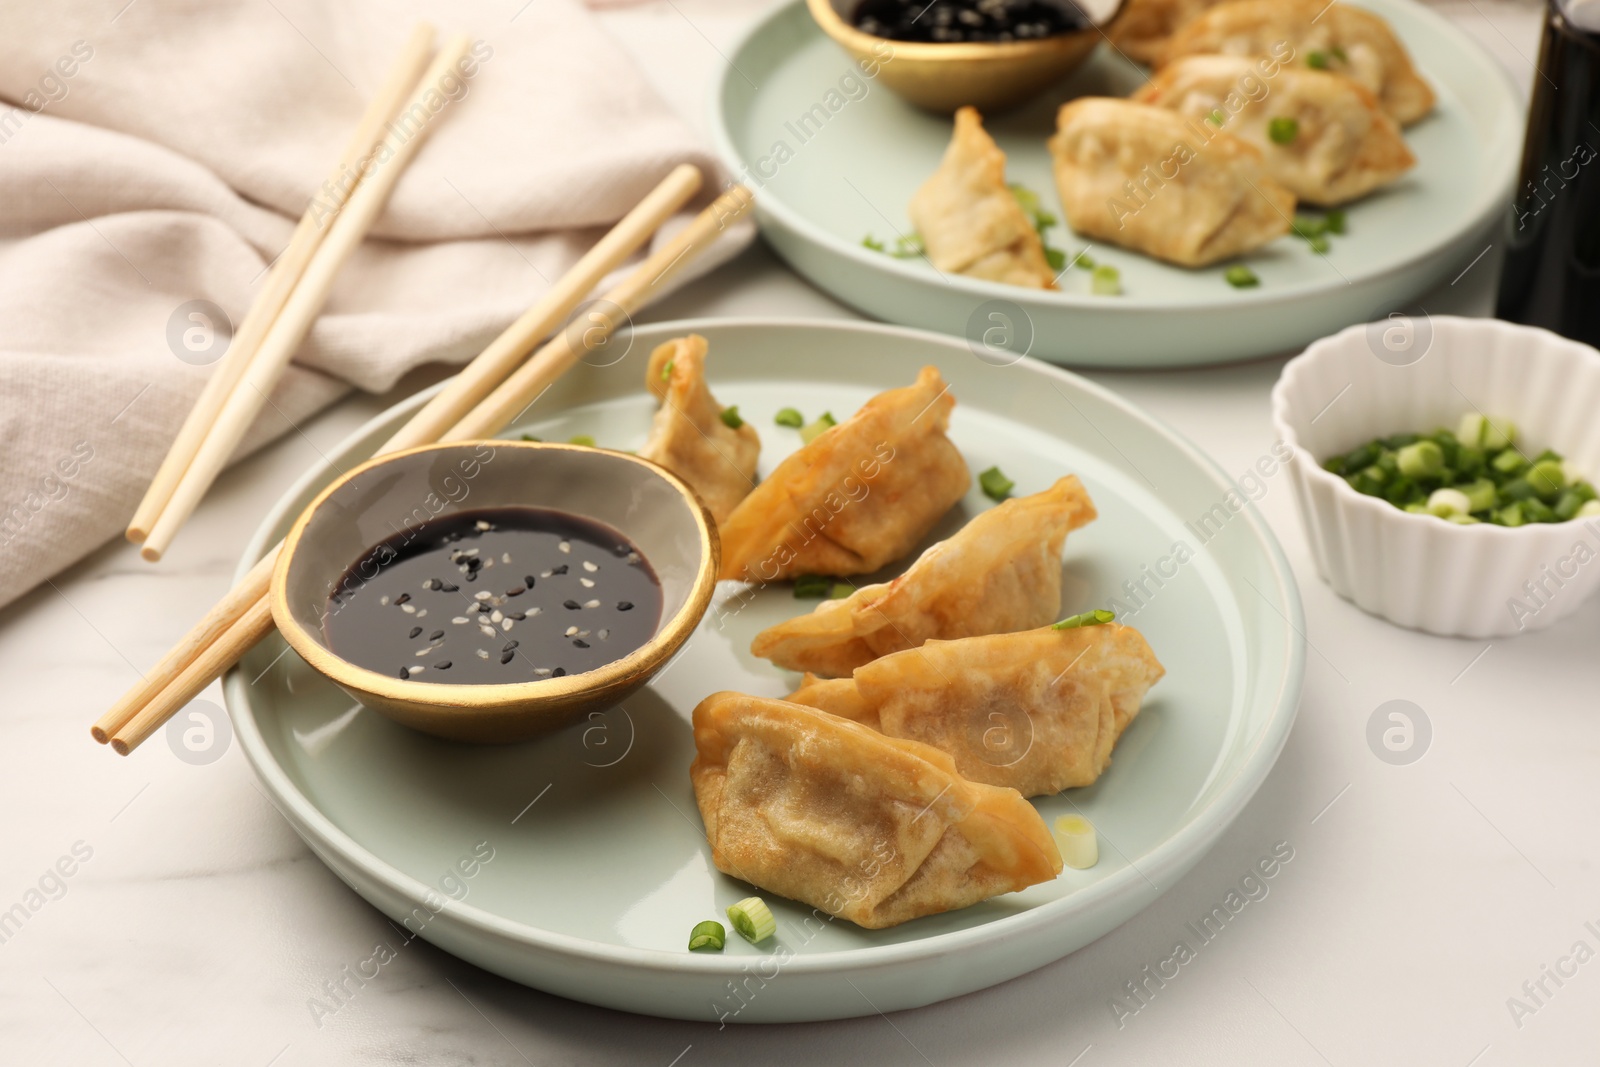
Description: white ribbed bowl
xmin=1272 ymin=316 xmax=1600 ymax=638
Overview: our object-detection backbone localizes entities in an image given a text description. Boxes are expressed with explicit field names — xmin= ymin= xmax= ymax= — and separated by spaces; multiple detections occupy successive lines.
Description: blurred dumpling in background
xmin=717 ymin=366 xmax=970 ymax=582
xmin=751 ymin=475 xmax=1098 ymax=677
xmin=909 ymin=106 xmax=1059 ymax=289
xmin=1107 ymin=0 xmax=1233 ymax=65
xmin=1133 ymin=55 xmax=1416 ymax=205
xmin=1049 ymin=98 xmax=1294 ymax=268
xmin=787 ymin=622 xmax=1165 ymax=797
xmin=637 ymin=334 xmax=760 ymax=524
xmin=691 ymin=691 xmax=1063 ymax=929
xmin=1159 ymin=0 xmax=1435 ymax=126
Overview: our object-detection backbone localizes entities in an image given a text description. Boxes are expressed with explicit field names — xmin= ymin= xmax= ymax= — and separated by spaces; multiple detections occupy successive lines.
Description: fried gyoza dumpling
xmin=636 ymin=335 xmax=760 ymax=524
xmin=787 ymin=623 xmax=1164 ymax=796
xmin=750 ymin=476 xmax=1097 ymax=677
xmin=1049 ymin=98 xmax=1294 ymax=268
xmin=1160 ymin=0 xmax=1435 ymax=126
xmin=1132 ymin=55 xmax=1415 ymax=205
xmin=1107 ymin=0 xmax=1231 ymax=65
xmin=908 ymin=107 xmax=1058 ymax=289
xmin=717 ymin=367 xmax=970 ymax=582
xmin=691 ymin=691 xmax=1062 ymax=929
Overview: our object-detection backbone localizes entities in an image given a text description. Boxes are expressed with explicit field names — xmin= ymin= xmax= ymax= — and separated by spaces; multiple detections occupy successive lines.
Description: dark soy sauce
xmin=324 ymin=507 xmax=663 ymax=685
xmin=1495 ymin=0 xmax=1600 ymax=345
xmin=852 ymin=0 xmax=1089 ymax=43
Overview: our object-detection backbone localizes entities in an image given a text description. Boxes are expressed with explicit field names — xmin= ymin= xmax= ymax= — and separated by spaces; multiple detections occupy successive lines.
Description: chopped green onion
xmin=569 ymin=434 xmax=596 ymax=447
xmin=688 ymin=920 xmax=726 ymax=952
xmin=1462 ymin=478 xmax=1497 ymax=512
xmin=1292 ymin=214 xmax=1329 ymax=239
xmin=1307 ymin=233 xmax=1331 ymax=254
xmin=1446 ymin=513 xmax=1481 ymax=525
xmin=793 ymin=575 xmax=832 ymax=598
xmin=519 ymin=433 xmax=542 ymax=442
xmin=1331 ymin=45 xmax=1348 ymax=61
xmin=1498 ymin=502 xmax=1527 ymax=527
xmin=1224 ymin=265 xmax=1260 ymax=288
xmin=1054 ymin=814 xmax=1099 ymax=870
xmin=978 ymin=466 xmax=1015 ymax=500
xmin=1206 ymin=108 xmax=1226 ymax=127
xmin=726 ymin=896 xmax=777 ymax=944
xmin=1307 ymin=50 xmax=1330 ymax=69
xmin=800 ymin=412 xmax=836 ymax=445
xmin=1053 ymin=608 xmax=1115 ymax=629
xmin=1325 ymin=209 xmax=1347 ymax=235
xmin=1523 ymin=497 xmax=1556 ymax=522
xmin=829 ymin=582 xmax=855 ymax=599
xmin=1268 ymin=116 xmax=1300 ymax=144
xmin=861 ymin=235 xmax=886 ymax=253
xmin=1397 ymin=440 xmax=1444 ymax=479
xmin=1579 ymin=500 xmax=1600 ymax=518
xmin=1491 ymin=450 xmax=1527 ymax=475
xmin=1073 ymin=250 xmax=1097 ymax=270
xmin=1528 ymin=459 xmax=1566 ymax=497
xmin=661 ymin=359 xmax=675 ymax=382
xmin=1044 ymin=246 xmax=1066 ymax=271
xmin=774 ymin=407 xmax=804 ymax=428
xmin=1425 ymin=487 xmax=1472 ymax=517
xmin=1091 ymin=264 xmax=1122 ymax=296
xmin=863 ymin=233 xmax=924 ymax=258
xmin=720 ymin=406 xmax=744 ymax=430
xmin=1483 ymin=417 xmax=1517 ymax=451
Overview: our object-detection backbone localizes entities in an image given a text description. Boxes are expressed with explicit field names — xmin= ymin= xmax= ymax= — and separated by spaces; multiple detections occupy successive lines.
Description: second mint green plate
xmin=712 ymin=0 xmax=1522 ymax=367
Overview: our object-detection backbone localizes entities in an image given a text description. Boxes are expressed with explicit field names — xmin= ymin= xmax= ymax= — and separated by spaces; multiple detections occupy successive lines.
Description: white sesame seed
xmin=583 ymin=561 xmax=598 ymax=572
xmin=484 ymin=557 xmax=495 ymax=568
xmin=578 ymin=630 xmax=590 ymax=638
xmin=461 ymin=548 xmax=480 ymax=555
xmin=599 ymin=628 xmax=610 ymax=639
xmin=480 ymin=625 xmax=496 ymax=638
xmin=535 ymin=668 xmax=552 ymax=676
xmin=584 ymin=599 xmax=600 ymax=608
xmin=409 ymin=665 xmax=425 ymax=674
xmin=414 ymin=648 xmax=432 ymax=657
xmin=501 ymin=619 xmax=514 ymax=631
xmin=490 ymin=610 xmax=504 ymax=623
xmin=579 ymin=578 xmax=595 ymax=588
xmin=502 ymin=552 xmax=512 ymax=564
xmin=415 ymin=609 xmax=427 ymax=618
xmin=380 ymin=596 xmax=390 ymax=606
xmin=453 ymin=616 xmax=470 ymax=625
xmin=401 ymin=603 xmax=416 ymax=614
xmin=474 ymin=591 xmax=492 ymax=600
xmin=625 ymin=552 xmax=640 ymax=564
xmin=475 ymin=521 xmax=491 ymax=531
xmin=540 ymin=569 xmax=552 ymax=578
xmin=559 ymin=540 xmax=571 ymax=553
xmin=565 ymin=626 xmax=579 ymax=637
xmin=421 ymin=581 xmax=432 ymax=589
xmin=525 ymin=607 xmax=541 ymax=617
xmin=476 ymin=649 xmax=490 ymax=659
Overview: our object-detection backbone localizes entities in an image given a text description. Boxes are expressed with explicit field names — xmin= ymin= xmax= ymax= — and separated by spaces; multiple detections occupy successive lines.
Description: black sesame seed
xmin=551 ymin=564 xmax=568 ymax=575
xmin=573 ymin=639 xmax=590 ymax=648
xmin=399 ymin=667 xmax=410 ymax=679
xmin=502 ymin=640 xmax=519 ymax=651
xmin=429 ymin=630 xmax=444 ymax=641
xmin=524 ymin=575 xmax=537 ymax=587
xmin=434 ymin=660 xmax=452 ymax=670
xmin=439 ymin=582 xmax=459 ymax=592
xmin=395 ymin=592 xmax=412 ymax=605
xmin=618 ymin=601 xmax=634 ymax=611
xmin=507 ymin=612 xmax=526 ymax=621
xmin=408 ymin=626 xmax=423 ymax=639
xmin=506 ymin=585 xmax=526 ymax=597
xmin=553 ymin=668 xmax=566 ymax=677
xmin=564 ymin=600 xmax=581 ymax=609
xmin=501 ymin=651 xmax=516 ymax=664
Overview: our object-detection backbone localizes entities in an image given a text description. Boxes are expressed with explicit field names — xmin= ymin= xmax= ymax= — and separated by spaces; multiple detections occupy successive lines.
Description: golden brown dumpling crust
xmin=1049 ymin=97 xmax=1295 ymax=268
xmin=909 ymin=107 xmax=1058 ymax=289
xmin=636 ymin=335 xmax=760 ymax=524
xmin=717 ymin=366 xmax=971 ymax=583
xmin=1159 ymin=0 xmax=1435 ymax=126
xmin=1107 ymin=0 xmax=1232 ymax=65
xmin=690 ymin=692 xmax=1062 ymax=929
xmin=1133 ymin=55 xmax=1415 ymax=205
xmin=788 ymin=623 xmax=1165 ymax=796
xmin=750 ymin=476 xmax=1097 ymax=677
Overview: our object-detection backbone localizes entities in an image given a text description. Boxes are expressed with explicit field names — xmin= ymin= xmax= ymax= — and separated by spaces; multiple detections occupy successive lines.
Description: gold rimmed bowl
xmin=807 ymin=0 xmax=1121 ymax=114
xmin=271 ymin=441 xmax=718 ymax=743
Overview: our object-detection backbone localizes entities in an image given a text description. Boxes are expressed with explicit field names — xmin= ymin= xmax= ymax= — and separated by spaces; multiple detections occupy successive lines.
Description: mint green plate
xmin=712 ymin=0 xmax=1521 ymax=367
xmin=227 ymin=320 xmax=1304 ymax=1021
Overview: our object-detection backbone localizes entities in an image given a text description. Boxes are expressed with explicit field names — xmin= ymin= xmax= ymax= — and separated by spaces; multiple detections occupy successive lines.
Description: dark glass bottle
xmin=1495 ymin=0 xmax=1600 ymax=345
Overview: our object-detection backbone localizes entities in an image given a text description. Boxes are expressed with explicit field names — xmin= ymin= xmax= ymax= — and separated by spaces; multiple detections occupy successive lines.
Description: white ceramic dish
xmin=712 ymin=0 xmax=1523 ymax=367
xmin=1273 ymin=315 xmax=1600 ymax=637
xmin=227 ymin=319 xmax=1304 ymax=1021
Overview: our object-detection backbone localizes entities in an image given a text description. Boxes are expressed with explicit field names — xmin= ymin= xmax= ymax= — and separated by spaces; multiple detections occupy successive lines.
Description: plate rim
xmin=709 ymin=0 xmax=1524 ymax=313
xmin=226 ymin=316 xmax=1307 ymax=979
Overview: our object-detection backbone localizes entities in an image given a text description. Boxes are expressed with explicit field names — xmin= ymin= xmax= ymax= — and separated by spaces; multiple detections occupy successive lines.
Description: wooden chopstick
xmin=127 ymin=25 xmax=437 ymax=545
xmin=91 ymin=171 xmax=734 ymax=752
xmin=137 ymin=34 xmax=473 ymax=563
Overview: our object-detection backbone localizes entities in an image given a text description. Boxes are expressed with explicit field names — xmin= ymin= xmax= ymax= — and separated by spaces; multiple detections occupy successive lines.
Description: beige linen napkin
xmin=0 ymin=0 xmax=745 ymax=612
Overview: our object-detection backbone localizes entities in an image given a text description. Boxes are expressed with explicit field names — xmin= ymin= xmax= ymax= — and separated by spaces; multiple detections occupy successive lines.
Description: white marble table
xmin=9 ymin=1 xmax=1597 ymax=1064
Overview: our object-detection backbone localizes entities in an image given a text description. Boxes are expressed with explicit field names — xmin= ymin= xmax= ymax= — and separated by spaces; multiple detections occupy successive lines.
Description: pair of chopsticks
xmin=92 ymin=169 xmax=756 ymax=754
xmin=127 ymin=24 xmax=468 ymax=562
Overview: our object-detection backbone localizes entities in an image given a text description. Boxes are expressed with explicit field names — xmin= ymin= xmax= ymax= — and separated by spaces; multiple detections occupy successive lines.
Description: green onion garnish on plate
xmin=727 ymin=896 xmax=777 ymax=944
xmin=720 ymin=406 xmax=744 ymax=430
xmin=1053 ymin=609 xmax=1115 ymax=629
xmin=688 ymin=920 xmax=726 ymax=952
xmin=800 ymin=412 xmax=836 ymax=445
xmin=829 ymin=582 xmax=855 ymax=600
xmin=1091 ymin=264 xmax=1122 ymax=296
xmin=1268 ymin=116 xmax=1299 ymax=144
xmin=1307 ymin=50 xmax=1330 ymax=69
xmin=569 ymin=434 xmax=596 ymax=447
xmin=1224 ymin=265 xmax=1260 ymax=288
xmin=793 ymin=574 xmax=833 ymax=598
xmin=774 ymin=407 xmax=804 ymax=428
xmin=978 ymin=466 xmax=1014 ymax=501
